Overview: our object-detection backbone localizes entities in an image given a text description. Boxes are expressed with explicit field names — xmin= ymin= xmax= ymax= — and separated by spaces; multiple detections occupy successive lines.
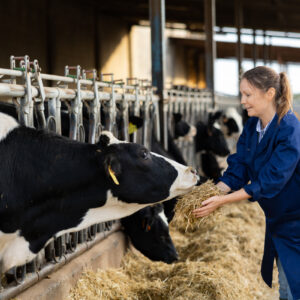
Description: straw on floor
xmin=69 ymin=185 xmax=278 ymax=300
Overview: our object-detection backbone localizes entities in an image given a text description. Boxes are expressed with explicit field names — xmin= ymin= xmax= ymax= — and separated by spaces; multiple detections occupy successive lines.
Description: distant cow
xmin=173 ymin=113 xmax=197 ymax=142
xmin=194 ymin=119 xmax=230 ymax=157
xmin=0 ymin=113 xmax=198 ymax=273
xmin=201 ymin=151 xmax=223 ymax=182
xmin=121 ymin=204 xmax=178 ymax=264
xmin=121 ymin=113 xmax=198 ymax=263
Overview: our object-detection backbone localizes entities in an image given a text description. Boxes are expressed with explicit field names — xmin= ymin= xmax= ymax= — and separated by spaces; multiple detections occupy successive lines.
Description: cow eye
xmin=140 ymin=148 xmax=149 ymax=160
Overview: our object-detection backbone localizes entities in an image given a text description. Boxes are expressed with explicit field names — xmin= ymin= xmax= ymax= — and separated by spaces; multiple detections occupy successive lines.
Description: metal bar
xmin=235 ymin=0 xmax=243 ymax=94
xmin=253 ymin=28 xmax=257 ymax=67
xmin=204 ymin=0 xmax=216 ymax=106
xmin=0 ymin=82 xmax=158 ymax=103
xmin=0 ymin=222 xmax=121 ymax=300
xmin=149 ymin=0 xmax=166 ymax=148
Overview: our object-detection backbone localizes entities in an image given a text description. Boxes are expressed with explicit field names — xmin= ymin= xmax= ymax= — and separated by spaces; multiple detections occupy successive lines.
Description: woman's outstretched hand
xmin=192 ymin=187 xmax=251 ymax=218
xmin=192 ymin=195 xmax=224 ymax=218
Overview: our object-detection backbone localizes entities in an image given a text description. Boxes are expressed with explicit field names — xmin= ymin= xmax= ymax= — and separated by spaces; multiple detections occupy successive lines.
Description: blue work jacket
xmin=220 ymin=111 xmax=300 ymax=299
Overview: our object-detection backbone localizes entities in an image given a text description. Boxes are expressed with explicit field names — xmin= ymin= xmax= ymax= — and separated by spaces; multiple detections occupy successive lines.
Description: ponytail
xmin=277 ymin=72 xmax=293 ymax=123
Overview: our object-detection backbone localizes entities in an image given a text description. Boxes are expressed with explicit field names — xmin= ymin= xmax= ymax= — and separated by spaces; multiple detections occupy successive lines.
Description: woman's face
xmin=240 ymin=79 xmax=274 ymax=119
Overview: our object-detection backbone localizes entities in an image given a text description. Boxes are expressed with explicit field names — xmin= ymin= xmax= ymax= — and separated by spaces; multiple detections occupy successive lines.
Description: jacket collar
xmin=253 ymin=113 xmax=279 ymax=157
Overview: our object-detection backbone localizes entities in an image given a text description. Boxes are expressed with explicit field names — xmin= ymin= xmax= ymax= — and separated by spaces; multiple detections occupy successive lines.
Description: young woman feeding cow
xmin=193 ymin=66 xmax=300 ymax=300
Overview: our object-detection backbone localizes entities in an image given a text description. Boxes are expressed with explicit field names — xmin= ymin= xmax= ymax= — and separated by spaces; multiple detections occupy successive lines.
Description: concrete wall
xmin=0 ymin=0 xmax=131 ymax=80
xmin=0 ymin=1 xmax=204 ymax=87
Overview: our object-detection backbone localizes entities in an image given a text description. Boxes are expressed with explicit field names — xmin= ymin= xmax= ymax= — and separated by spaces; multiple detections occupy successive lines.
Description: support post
xmin=252 ymin=29 xmax=257 ymax=67
xmin=94 ymin=11 xmax=100 ymax=73
xmin=263 ymin=31 xmax=268 ymax=66
xmin=149 ymin=0 xmax=165 ymax=144
xmin=204 ymin=0 xmax=216 ymax=105
xmin=235 ymin=0 xmax=243 ymax=92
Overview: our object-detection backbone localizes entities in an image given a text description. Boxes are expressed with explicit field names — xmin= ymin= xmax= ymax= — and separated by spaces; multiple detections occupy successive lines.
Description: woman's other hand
xmin=192 ymin=188 xmax=251 ymax=218
xmin=192 ymin=195 xmax=224 ymax=218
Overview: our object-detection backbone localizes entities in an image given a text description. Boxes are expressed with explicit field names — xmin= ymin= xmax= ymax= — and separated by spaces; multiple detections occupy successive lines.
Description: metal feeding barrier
xmin=0 ymin=55 xmax=162 ymax=300
xmin=0 ymin=55 xmax=239 ymax=299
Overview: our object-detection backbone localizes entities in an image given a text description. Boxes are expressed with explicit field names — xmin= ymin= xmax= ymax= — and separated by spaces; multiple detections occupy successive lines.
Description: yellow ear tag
xmin=108 ymin=165 xmax=120 ymax=185
xmin=128 ymin=122 xmax=137 ymax=135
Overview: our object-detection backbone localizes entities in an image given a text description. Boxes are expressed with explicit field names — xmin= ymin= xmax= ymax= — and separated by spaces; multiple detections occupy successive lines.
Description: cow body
xmin=0 ymin=113 xmax=198 ymax=273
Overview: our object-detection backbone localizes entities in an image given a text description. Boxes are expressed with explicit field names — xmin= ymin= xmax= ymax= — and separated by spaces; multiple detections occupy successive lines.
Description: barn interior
xmin=0 ymin=0 xmax=300 ymax=299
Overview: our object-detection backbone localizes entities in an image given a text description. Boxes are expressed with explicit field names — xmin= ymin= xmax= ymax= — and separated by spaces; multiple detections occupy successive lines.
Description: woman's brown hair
xmin=241 ymin=66 xmax=292 ymax=123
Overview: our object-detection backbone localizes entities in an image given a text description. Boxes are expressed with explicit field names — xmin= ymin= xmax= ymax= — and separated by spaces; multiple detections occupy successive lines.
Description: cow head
xmin=121 ymin=204 xmax=178 ymax=264
xmin=98 ymin=131 xmax=198 ymax=204
xmin=173 ymin=113 xmax=196 ymax=142
xmin=201 ymin=152 xmax=223 ymax=182
xmin=195 ymin=121 xmax=230 ymax=157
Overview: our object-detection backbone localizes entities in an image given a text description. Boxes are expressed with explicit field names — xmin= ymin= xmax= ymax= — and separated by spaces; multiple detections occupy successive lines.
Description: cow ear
xmin=103 ymin=153 xmax=122 ymax=185
xmin=206 ymin=127 xmax=213 ymax=136
xmin=98 ymin=134 xmax=110 ymax=148
xmin=129 ymin=116 xmax=144 ymax=129
xmin=142 ymin=219 xmax=152 ymax=232
xmin=173 ymin=113 xmax=182 ymax=123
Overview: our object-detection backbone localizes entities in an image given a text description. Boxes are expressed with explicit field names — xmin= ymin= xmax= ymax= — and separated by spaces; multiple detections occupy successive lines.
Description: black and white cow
xmin=210 ymin=107 xmax=243 ymax=137
xmin=194 ymin=119 xmax=230 ymax=157
xmin=173 ymin=113 xmax=197 ymax=143
xmin=120 ymin=113 xmax=197 ymax=263
xmin=121 ymin=204 xmax=178 ymax=264
xmin=201 ymin=151 xmax=223 ymax=182
xmin=0 ymin=112 xmax=198 ymax=273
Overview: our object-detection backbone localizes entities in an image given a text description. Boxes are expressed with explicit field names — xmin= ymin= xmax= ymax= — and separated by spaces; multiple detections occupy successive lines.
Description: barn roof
xmin=83 ymin=0 xmax=300 ymax=34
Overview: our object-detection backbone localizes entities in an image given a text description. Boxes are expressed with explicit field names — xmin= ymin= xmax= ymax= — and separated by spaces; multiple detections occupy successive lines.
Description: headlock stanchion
xmin=0 ymin=55 xmax=239 ymax=299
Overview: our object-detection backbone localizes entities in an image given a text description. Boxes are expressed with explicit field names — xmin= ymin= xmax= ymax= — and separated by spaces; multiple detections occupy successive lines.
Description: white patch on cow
xmin=100 ymin=131 xmax=127 ymax=145
xmin=158 ymin=210 xmax=169 ymax=226
xmin=55 ymin=190 xmax=148 ymax=237
xmin=0 ymin=112 xmax=19 ymax=142
xmin=151 ymin=152 xmax=198 ymax=199
xmin=177 ymin=125 xmax=197 ymax=143
xmin=195 ymin=150 xmax=206 ymax=177
xmin=0 ymin=231 xmax=36 ymax=273
xmin=213 ymin=121 xmax=221 ymax=130
xmin=225 ymin=107 xmax=243 ymax=134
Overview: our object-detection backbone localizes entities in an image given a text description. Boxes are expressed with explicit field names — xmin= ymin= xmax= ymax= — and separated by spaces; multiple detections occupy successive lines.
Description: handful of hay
xmin=173 ymin=180 xmax=224 ymax=232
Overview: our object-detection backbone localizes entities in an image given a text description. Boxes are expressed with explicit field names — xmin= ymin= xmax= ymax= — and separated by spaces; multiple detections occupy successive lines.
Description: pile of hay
xmin=173 ymin=180 xmax=224 ymax=232
xmin=69 ymin=195 xmax=278 ymax=299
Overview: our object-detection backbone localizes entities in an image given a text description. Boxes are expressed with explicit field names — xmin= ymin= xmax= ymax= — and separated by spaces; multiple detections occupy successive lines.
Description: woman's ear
xmin=266 ymin=87 xmax=276 ymax=101
xmin=103 ymin=153 xmax=122 ymax=185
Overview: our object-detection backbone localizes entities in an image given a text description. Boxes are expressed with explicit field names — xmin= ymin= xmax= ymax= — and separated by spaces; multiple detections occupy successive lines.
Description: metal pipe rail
xmin=0 ymin=221 xmax=120 ymax=300
xmin=163 ymin=87 xmax=214 ymax=166
xmin=0 ymin=59 xmax=161 ymax=298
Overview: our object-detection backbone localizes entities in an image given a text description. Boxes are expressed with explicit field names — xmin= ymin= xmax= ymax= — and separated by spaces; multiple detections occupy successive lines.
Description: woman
xmin=193 ymin=66 xmax=300 ymax=300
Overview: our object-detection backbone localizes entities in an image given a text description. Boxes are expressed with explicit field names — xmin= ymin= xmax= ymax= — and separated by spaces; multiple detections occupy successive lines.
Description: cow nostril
xmin=190 ymin=168 xmax=197 ymax=175
xmin=185 ymin=167 xmax=198 ymax=176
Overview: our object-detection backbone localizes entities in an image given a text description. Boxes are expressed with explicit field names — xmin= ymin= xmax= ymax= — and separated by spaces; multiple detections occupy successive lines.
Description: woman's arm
xmin=193 ymin=187 xmax=251 ymax=218
xmin=216 ymin=181 xmax=231 ymax=193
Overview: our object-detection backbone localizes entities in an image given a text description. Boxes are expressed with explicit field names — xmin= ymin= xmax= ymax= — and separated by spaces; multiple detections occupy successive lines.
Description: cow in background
xmin=201 ymin=151 xmax=223 ymax=182
xmin=121 ymin=204 xmax=178 ymax=264
xmin=209 ymin=107 xmax=243 ymax=152
xmin=121 ymin=112 xmax=198 ymax=263
xmin=0 ymin=113 xmax=198 ymax=273
xmin=173 ymin=112 xmax=197 ymax=143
